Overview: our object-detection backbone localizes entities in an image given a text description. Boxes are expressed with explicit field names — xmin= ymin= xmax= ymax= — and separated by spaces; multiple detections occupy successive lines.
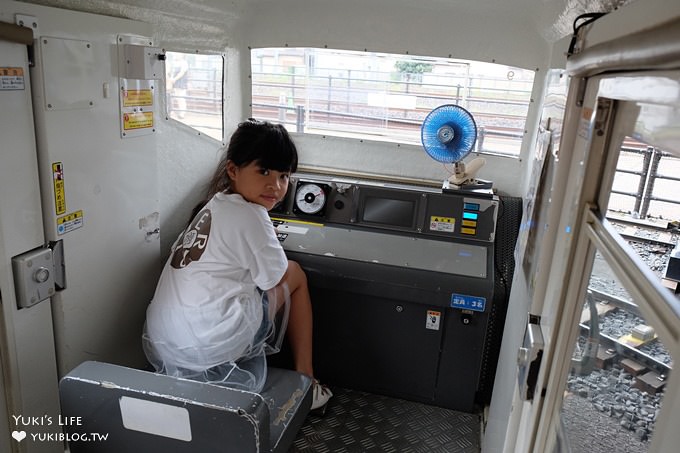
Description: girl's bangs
xmin=256 ymin=133 xmax=298 ymax=173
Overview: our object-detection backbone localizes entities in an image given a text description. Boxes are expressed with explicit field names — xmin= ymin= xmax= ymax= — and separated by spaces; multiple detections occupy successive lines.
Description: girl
xmin=143 ymin=119 xmax=332 ymax=410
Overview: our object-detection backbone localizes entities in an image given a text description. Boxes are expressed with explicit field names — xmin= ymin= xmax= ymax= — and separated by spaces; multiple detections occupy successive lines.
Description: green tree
xmin=394 ymin=61 xmax=433 ymax=74
xmin=394 ymin=61 xmax=433 ymax=92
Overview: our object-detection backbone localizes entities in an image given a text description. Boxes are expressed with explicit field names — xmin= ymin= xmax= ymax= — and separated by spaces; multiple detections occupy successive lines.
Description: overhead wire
xmin=567 ymin=12 xmax=608 ymax=57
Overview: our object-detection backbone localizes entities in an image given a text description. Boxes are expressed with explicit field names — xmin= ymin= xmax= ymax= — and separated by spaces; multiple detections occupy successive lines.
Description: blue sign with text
xmin=450 ymin=294 xmax=486 ymax=312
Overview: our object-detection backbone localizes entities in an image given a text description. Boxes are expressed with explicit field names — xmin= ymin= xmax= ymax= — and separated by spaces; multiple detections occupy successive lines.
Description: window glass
xmin=251 ymin=48 xmax=535 ymax=157
xmin=165 ymin=51 xmax=223 ymax=141
xmin=561 ymin=261 xmax=672 ymax=452
xmin=609 ymin=138 xmax=680 ymax=221
xmin=558 ymin=140 xmax=679 ymax=452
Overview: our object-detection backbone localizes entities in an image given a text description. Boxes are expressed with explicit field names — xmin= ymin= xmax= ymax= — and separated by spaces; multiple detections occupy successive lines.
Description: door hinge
xmin=11 ymin=239 xmax=66 ymax=309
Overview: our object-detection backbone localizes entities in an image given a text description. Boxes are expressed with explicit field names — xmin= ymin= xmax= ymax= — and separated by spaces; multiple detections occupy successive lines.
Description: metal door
xmin=30 ymin=27 xmax=161 ymax=376
xmin=0 ymin=35 xmax=62 ymax=453
xmin=512 ymin=72 xmax=680 ymax=453
xmin=1 ymin=6 xmax=161 ymax=452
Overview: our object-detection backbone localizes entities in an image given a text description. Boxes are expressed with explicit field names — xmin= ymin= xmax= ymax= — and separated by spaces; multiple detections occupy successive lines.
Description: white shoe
xmin=310 ymin=380 xmax=333 ymax=410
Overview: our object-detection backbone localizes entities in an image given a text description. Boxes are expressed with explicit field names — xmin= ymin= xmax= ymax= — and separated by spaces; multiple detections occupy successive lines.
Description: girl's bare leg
xmin=268 ymin=260 xmax=314 ymax=377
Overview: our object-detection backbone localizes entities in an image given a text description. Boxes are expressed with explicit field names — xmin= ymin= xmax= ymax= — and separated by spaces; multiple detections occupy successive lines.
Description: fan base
xmin=442 ymin=178 xmax=494 ymax=198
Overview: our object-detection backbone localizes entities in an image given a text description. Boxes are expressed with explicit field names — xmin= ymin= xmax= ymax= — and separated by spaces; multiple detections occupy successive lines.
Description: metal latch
xmin=12 ymin=240 xmax=66 ymax=309
xmin=517 ymin=314 xmax=544 ymax=400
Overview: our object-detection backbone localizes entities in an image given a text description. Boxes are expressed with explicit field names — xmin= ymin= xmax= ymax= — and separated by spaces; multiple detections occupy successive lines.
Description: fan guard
xmin=420 ymin=104 xmax=477 ymax=164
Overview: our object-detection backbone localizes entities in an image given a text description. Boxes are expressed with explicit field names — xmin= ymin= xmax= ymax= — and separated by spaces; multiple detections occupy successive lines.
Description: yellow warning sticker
xmin=122 ymin=89 xmax=153 ymax=107
xmin=52 ymin=162 xmax=66 ymax=215
xmin=0 ymin=67 xmax=25 ymax=90
xmin=429 ymin=216 xmax=455 ymax=233
xmin=57 ymin=210 xmax=84 ymax=235
xmin=123 ymin=111 xmax=154 ymax=130
xmin=270 ymin=217 xmax=324 ymax=227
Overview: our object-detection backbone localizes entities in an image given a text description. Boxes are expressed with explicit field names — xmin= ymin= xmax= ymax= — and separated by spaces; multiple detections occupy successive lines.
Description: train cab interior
xmin=1 ymin=0 xmax=680 ymax=452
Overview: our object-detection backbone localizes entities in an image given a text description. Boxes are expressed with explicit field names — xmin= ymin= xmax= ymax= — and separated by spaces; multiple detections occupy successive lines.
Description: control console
xmin=268 ymin=173 xmax=501 ymax=412
xmin=272 ymin=173 xmax=498 ymax=243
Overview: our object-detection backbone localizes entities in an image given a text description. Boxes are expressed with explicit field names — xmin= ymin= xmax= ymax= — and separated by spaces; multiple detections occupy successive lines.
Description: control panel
xmin=271 ymin=173 xmax=498 ymax=243
xmin=270 ymin=173 xmax=502 ymax=411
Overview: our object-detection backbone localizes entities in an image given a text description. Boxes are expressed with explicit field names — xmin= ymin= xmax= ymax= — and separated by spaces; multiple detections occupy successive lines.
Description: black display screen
xmin=362 ymin=197 xmax=415 ymax=228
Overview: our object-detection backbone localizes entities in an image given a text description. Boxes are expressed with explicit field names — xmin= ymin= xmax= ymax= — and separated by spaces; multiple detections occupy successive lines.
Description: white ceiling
xmin=17 ymin=0 xmax=632 ymax=45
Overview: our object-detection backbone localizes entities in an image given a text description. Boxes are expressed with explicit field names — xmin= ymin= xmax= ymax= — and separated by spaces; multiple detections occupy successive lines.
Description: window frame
xmin=250 ymin=47 xmax=535 ymax=158
xmin=164 ymin=50 xmax=225 ymax=142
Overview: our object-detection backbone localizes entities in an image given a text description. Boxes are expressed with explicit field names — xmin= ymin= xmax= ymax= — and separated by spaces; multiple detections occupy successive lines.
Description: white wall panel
xmin=13 ymin=2 xmax=161 ymax=375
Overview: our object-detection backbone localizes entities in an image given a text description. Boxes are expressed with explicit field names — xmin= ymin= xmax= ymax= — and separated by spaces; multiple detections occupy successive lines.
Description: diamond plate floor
xmin=290 ymin=387 xmax=481 ymax=453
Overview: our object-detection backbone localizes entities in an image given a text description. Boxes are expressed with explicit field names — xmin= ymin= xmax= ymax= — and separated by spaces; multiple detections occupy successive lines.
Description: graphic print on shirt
xmin=170 ymin=208 xmax=211 ymax=269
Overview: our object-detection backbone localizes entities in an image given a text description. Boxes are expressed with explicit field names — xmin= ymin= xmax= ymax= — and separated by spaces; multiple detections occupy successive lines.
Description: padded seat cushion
xmin=59 ymin=361 xmax=312 ymax=452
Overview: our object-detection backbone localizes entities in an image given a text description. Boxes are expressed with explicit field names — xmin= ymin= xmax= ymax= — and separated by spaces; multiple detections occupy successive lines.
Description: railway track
xmin=578 ymin=305 xmax=672 ymax=377
xmin=252 ymin=93 xmax=529 ymax=128
xmin=618 ymin=232 xmax=676 ymax=249
xmin=565 ymin=218 xmax=677 ymax=443
xmin=579 ymin=219 xmax=676 ymax=376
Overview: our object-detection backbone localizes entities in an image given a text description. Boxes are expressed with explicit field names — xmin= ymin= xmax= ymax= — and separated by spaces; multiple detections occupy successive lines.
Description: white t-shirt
xmin=144 ymin=192 xmax=288 ymax=371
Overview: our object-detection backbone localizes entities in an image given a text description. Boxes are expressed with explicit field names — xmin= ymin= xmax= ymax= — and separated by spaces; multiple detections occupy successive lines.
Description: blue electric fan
xmin=421 ymin=104 xmax=489 ymax=189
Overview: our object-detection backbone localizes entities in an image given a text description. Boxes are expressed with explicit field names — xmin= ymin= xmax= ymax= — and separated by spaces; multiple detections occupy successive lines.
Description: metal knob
xmin=33 ymin=267 xmax=50 ymax=283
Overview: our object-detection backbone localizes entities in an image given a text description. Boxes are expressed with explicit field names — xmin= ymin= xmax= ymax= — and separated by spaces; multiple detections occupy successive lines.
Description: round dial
xmin=295 ymin=183 xmax=327 ymax=215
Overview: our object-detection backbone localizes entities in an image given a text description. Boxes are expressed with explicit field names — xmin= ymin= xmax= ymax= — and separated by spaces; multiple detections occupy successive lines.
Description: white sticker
xmin=119 ymin=396 xmax=192 ymax=442
xmin=56 ymin=210 xmax=84 ymax=235
xmin=426 ymin=310 xmax=441 ymax=330
xmin=277 ymin=224 xmax=308 ymax=235
xmin=577 ymin=108 xmax=593 ymax=140
xmin=0 ymin=67 xmax=25 ymax=90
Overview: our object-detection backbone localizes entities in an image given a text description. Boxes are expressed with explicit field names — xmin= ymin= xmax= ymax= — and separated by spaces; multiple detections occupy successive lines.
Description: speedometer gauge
xmin=294 ymin=183 xmax=327 ymax=215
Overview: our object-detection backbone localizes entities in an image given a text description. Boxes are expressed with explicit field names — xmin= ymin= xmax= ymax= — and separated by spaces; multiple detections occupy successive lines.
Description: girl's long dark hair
xmin=188 ymin=119 xmax=298 ymax=223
